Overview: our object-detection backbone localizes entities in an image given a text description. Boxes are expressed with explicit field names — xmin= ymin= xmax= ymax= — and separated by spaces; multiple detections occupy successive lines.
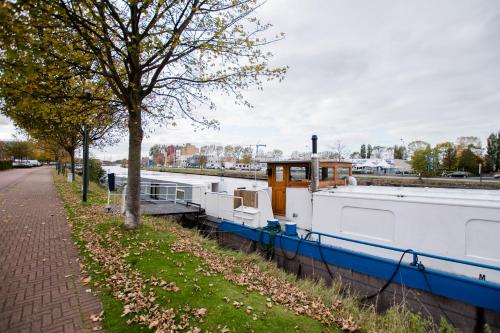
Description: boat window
xmin=289 ymin=166 xmax=310 ymax=182
xmin=337 ymin=167 xmax=350 ymax=179
xmin=321 ymin=167 xmax=335 ymax=181
xmin=275 ymin=166 xmax=284 ymax=182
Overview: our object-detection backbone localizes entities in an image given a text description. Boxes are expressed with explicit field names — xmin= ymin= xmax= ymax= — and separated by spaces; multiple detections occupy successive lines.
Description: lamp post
xmin=82 ymin=92 xmax=91 ymax=202
xmin=400 ymin=138 xmax=406 ymax=160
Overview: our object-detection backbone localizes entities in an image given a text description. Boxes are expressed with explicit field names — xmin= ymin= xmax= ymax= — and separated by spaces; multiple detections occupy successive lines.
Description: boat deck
xmin=141 ymin=201 xmax=203 ymax=216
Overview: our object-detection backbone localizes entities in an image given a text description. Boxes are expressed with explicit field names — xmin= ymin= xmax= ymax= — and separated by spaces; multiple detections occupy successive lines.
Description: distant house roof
xmin=392 ymin=159 xmax=412 ymax=171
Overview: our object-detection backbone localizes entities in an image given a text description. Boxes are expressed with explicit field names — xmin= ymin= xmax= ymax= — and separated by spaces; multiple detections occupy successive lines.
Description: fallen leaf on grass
xmin=121 ymin=304 xmax=132 ymax=317
xmin=148 ymin=319 xmax=159 ymax=329
xmin=193 ymin=308 xmax=207 ymax=318
xmin=163 ymin=282 xmax=180 ymax=292
xmin=341 ymin=315 xmax=359 ymax=332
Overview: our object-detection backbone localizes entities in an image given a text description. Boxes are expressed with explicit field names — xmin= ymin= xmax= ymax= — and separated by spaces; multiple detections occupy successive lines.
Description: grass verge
xmin=53 ymin=172 xmax=452 ymax=332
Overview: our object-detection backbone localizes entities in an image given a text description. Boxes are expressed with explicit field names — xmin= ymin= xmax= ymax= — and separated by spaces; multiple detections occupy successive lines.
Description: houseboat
xmin=111 ymin=136 xmax=500 ymax=331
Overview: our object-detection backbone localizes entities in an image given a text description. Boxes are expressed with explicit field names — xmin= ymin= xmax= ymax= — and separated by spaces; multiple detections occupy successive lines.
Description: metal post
xmin=82 ymin=124 xmax=89 ymax=202
xmin=82 ymin=91 xmax=91 ymax=202
xmin=254 ymin=145 xmax=258 ymax=182
xmin=254 ymin=144 xmax=266 ymax=182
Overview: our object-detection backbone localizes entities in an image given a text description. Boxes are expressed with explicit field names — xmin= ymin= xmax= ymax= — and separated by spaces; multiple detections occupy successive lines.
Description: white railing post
xmin=217 ymin=194 xmax=221 ymax=219
xmin=174 ymin=184 xmax=177 ymax=204
xmin=121 ymin=185 xmax=127 ymax=214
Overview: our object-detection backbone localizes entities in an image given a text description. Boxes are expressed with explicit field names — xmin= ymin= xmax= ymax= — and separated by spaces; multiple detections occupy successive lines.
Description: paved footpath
xmin=0 ymin=167 xmax=103 ymax=332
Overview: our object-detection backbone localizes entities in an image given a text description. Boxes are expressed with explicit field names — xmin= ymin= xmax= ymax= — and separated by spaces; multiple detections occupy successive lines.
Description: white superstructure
xmin=312 ymin=186 xmax=500 ymax=283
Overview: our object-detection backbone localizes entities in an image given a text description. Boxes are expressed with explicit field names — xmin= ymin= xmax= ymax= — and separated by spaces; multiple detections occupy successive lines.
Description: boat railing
xmin=308 ymin=231 xmax=500 ymax=272
xmin=106 ymin=182 xmax=203 ymax=213
xmin=136 ymin=182 xmax=200 ymax=203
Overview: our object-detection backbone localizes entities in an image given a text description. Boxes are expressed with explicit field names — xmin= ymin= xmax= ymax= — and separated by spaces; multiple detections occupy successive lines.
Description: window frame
xmin=337 ymin=166 xmax=351 ymax=179
xmin=320 ymin=166 xmax=335 ymax=181
xmin=288 ymin=165 xmax=310 ymax=182
xmin=275 ymin=165 xmax=284 ymax=183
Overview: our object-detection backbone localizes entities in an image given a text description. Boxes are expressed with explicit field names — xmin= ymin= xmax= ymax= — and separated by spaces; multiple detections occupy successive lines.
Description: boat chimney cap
xmin=311 ymin=135 xmax=318 ymax=154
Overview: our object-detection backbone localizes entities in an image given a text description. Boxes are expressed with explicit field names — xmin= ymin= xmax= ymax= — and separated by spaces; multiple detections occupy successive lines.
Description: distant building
xmin=175 ymin=154 xmax=188 ymax=167
xmin=177 ymin=143 xmax=200 ymax=167
xmin=235 ymin=163 xmax=252 ymax=170
xmin=187 ymin=154 xmax=201 ymax=167
xmin=223 ymin=156 xmax=236 ymax=169
xmin=181 ymin=143 xmax=199 ymax=156
xmin=205 ymin=155 xmax=222 ymax=169
xmin=161 ymin=143 xmax=200 ymax=167
xmin=348 ymin=158 xmax=412 ymax=175
xmin=392 ymin=159 xmax=412 ymax=174
xmin=164 ymin=145 xmax=177 ymax=165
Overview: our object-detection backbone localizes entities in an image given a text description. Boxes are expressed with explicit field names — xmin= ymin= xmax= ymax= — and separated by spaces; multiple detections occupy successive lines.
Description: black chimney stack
xmin=312 ymin=135 xmax=318 ymax=154
xmin=311 ymin=135 xmax=319 ymax=192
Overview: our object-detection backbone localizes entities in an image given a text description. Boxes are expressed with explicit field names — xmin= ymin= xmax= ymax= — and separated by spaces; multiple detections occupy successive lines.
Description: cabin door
xmin=271 ymin=165 xmax=286 ymax=216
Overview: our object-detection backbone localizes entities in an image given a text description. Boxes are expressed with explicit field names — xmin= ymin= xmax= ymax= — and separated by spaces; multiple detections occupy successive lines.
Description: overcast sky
xmin=1 ymin=0 xmax=499 ymax=160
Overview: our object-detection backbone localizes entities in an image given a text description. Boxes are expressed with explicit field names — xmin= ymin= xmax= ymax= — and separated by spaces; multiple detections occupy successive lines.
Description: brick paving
xmin=0 ymin=167 xmax=103 ymax=332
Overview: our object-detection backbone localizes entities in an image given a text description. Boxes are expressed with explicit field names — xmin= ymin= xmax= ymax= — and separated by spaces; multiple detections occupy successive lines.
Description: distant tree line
xmin=484 ymin=132 xmax=500 ymax=173
xmin=409 ymin=134 xmax=499 ymax=177
xmin=1 ymin=138 xmax=58 ymax=162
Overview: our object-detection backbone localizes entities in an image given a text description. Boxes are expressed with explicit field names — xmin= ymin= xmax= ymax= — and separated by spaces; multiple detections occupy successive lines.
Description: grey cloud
xmin=6 ymin=1 xmax=500 ymax=158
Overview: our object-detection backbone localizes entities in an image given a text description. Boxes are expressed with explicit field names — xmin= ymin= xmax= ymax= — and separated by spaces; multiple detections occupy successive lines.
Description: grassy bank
xmin=53 ymin=172 xmax=450 ymax=332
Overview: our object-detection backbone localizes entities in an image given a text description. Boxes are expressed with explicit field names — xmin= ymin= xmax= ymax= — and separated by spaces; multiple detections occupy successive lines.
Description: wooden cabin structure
xmin=266 ymin=160 xmax=352 ymax=216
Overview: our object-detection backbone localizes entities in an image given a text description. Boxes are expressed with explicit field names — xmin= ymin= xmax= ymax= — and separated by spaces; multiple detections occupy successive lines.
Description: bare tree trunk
xmin=124 ymin=106 xmax=142 ymax=229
